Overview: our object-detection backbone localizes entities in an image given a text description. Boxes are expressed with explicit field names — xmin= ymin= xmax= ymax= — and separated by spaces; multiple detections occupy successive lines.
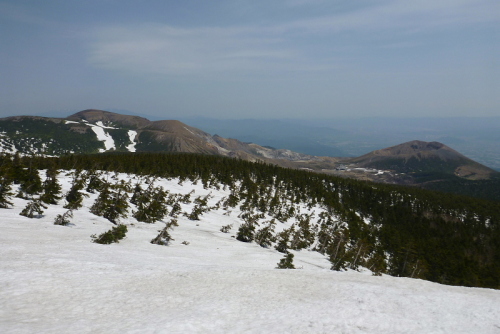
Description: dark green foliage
xmin=19 ymin=198 xmax=47 ymax=218
xmin=236 ymin=212 xmax=262 ymax=243
xmin=151 ymin=219 xmax=179 ymax=245
xmin=275 ymin=227 xmax=293 ymax=253
xmin=185 ymin=193 xmax=213 ymax=220
xmin=0 ymin=175 xmax=14 ymax=208
xmin=254 ymin=220 xmax=276 ymax=248
xmin=169 ymin=201 xmax=182 ymax=217
xmin=54 ymin=210 xmax=73 ymax=226
xmin=84 ymin=169 xmax=104 ymax=193
xmin=64 ymin=172 xmax=88 ymax=209
xmin=92 ymin=224 xmax=128 ymax=244
xmin=133 ymin=184 xmax=169 ymax=223
xmin=236 ymin=221 xmax=256 ymax=242
xmin=90 ymin=181 xmax=129 ymax=224
xmin=0 ymin=118 xmax=104 ymax=155
xmin=276 ymin=252 xmax=295 ymax=269
xmin=40 ymin=167 xmax=62 ymax=204
xmin=17 ymin=165 xmax=42 ymax=199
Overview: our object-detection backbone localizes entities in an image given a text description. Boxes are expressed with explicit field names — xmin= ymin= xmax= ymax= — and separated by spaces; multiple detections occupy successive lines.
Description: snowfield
xmin=1 ymin=172 xmax=499 ymax=334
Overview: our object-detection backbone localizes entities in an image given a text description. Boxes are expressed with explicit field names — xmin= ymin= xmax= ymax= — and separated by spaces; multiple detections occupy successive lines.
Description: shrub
xmin=276 ymin=252 xmax=295 ymax=269
xmin=92 ymin=224 xmax=128 ymax=244
xmin=54 ymin=210 xmax=73 ymax=226
xmin=151 ymin=219 xmax=179 ymax=246
xmin=220 ymin=224 xmax=233 ymax=233
xmin=19 ymin=199 xmax=47 ymax=218
xmin=236 ymin=221 xmax=255 ymax=242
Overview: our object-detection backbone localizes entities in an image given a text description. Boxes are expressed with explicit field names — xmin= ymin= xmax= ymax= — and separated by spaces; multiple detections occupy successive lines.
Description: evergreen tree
xmin=84 ymin=169 xmax=104 ymax=193
xmin=236 ymin=220 xmax=256 ymax=242
xmin=92 ymin=224 xmax=128 ymax=244
xmin=133 ymin=185 xmax=169 ymax=223
xmin=40 ymin=167 xmax=62 ymax=204
xmin=275 ymin=227 xmax=293 ymax=253
xmin=17 ymin=166 xmax=42 ymax=199
xmin=254 ymin=219 xmax=277 ymax=248
xmin=54 ymin=210 xmax=73 ymax=226
xmin=64 ymin=172 xmax=88 ymax=210
xmin=0 ymin=175 xmax=14 ymax=208
xmin=276 ymin=252 xmax=295 ymax=269
xmin=19 ymin=198 xmax=47 ymax=218
xmin=90 ymin=181 xmax=130 ymax=224
xmin=151 ymin=219 xmax=179 ymax=245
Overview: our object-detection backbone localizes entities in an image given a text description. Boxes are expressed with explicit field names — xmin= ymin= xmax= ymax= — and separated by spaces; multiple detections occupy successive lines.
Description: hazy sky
xmin=1 ymin=0 xmax=499 ymax=119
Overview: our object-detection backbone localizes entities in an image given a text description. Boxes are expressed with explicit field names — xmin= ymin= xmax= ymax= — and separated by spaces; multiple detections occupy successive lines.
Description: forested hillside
xmin=1 ymin=152 xmax=499 ymax=289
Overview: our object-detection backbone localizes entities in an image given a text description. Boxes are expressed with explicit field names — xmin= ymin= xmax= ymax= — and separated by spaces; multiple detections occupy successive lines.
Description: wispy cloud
xmin=88 ymin=1 xmax=499 ymax=76
xmin=279 ymin=0 xmax=499 ymax=34
xmin=89 ymin=24 xmax=301 ymax=75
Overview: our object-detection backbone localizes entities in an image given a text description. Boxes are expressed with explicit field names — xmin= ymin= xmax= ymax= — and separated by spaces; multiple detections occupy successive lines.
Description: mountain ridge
xmin=1 ymin=109 xmax=498 ymax=200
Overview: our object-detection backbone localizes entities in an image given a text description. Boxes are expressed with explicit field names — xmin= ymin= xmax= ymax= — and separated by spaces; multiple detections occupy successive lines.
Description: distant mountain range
xmin=1 ymin=109 xmax=499 ymax=200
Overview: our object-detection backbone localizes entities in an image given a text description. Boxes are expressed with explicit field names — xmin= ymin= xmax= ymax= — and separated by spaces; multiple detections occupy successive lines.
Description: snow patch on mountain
xmin=0 ymin=134 xmax=17 ymax=154
xmin=95 ymin=121 xmax=117 ymax=129
xmin=126 ymin=130 xmax=137 ymax=152
xmin=89 ymin=126 xmax=115 ymax=152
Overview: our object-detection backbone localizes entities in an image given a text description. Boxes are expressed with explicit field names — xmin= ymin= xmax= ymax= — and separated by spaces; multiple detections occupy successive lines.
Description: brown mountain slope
xmin=345 ymin=140 xmax=497 ymax=180
xmin=65 ymin=109 xmax=324 ymax=165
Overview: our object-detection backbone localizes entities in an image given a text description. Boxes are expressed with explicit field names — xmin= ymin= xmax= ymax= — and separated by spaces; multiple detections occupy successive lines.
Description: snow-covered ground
xmin=1 ymin=172 xmax=499 ymax=333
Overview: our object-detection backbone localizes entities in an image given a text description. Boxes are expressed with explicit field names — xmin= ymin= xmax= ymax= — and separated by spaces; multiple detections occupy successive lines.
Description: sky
xmin=1 ymin=0 xmax=499 ymax=119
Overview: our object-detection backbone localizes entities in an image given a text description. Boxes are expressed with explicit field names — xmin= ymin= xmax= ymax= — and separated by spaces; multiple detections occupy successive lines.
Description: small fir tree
xmin=254 ymin=219 xmax=277 ymax=248
xmin=17 ymin=167 xmax=42 ymax=199
xmin=151 ymin=219 xmax=179 ymax=245
xmin=64 ymin=174 xmax=88 ymax=210
xmin=90 ymin=181 xmax=130 ymax=224
xmin=54 ymin=210 xmax=73 ymax=226
xmin=40 ymin=167 xmax=62 ymax=205
xmin=19 ymin=198 xmax=47 ymax=218
xmin=91 ymin=224 xmax=128 ymax=244
xmin=85 ymin=169 xmax=104 ymax=193
xmin=220 ymin=224 xmax=233 ymax=233
xmin=133 ymin=185 xmax=169 ymax=223
xmin=276 ymin=252 xmax=295 ymax=269
xmin=0 ymin=175 xmax=14 ymax=208
xmin=236 ymin=221 xmax=256 ymax=242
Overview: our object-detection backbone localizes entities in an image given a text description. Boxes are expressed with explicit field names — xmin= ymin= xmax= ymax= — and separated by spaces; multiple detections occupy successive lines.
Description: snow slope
xmin=1 ymin=172 xmax=499 ymax=334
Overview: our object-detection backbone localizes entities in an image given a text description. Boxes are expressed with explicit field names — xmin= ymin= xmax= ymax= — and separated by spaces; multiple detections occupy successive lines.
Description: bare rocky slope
xmin=344 ymin=140 xmax=497 ymax=181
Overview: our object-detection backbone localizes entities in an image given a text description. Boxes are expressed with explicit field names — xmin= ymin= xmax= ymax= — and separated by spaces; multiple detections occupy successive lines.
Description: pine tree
xmin=92 ymin=224 xmax=128 ymax=244
xmin=90 ymin=181 xmax=130 ymax=224
xmin=17 ymin=166 xmax=42 ymax=199
xmin=64 ymin=173 xmax=88 ymax=210
xmin=276 ymin=252 xmax=295 ymax=269
xmin=151 ymin=219 xmax=179 ymax=246
xmin=40 ymin=167 xmax=62 ymax=205
xmin=84 ymin=169 xmax=104 ymax=193
xmin=236 ymin=220 xmax=256 ymax=242
xmin=275 ymin=227 xmax=293 ymax=253
xmin=19 ymin=198 xmax=47 ymax=218
xmin=254 ymin=219 xmax=276 ymax=248
xmin=54 ymin=210 xmax=73 ymax=226
xmin=0 ymin=175 xmax=14 ymax=208
xmin=133 ymin=185 xmax=169 ymax=223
